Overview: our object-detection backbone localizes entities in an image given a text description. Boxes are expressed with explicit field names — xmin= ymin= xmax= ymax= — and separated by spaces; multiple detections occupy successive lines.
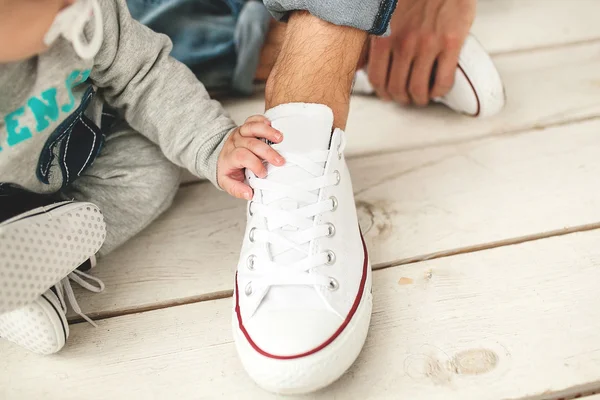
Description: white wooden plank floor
xmin=75 ymin=118 xmax=600 ymax=317
xmin=4 ymin=1 xmax=600 ymax=399
xmin=5 ymin=231 xmax=600 ymax=400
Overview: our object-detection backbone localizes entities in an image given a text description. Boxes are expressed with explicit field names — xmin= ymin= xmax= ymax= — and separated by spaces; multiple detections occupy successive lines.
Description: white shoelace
xmin=245 ymin=136 xmax=346 ymax=291
xmin=54 ymin=268 xmax=104 ymax=327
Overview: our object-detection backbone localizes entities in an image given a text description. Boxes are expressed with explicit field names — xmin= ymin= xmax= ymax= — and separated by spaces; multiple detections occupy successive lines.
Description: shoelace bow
xmin=55 ymin=269 xmax=104 ymax=326
xmin=245 ymin=136 xmax=346 ymax=291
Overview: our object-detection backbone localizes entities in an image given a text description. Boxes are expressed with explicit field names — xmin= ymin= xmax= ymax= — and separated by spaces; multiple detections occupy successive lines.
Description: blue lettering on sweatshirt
xmin=28 ymin=89 xmax=60 ymax=132
xmin=5 ymin=107 xmax=32 ymax=147
xmin=1 ymin=69 xmax=91 ymax=153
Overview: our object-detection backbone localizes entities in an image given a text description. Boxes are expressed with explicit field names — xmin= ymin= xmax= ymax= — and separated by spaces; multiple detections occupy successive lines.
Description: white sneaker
xmin=0 ymin=255 xmax=104 ymax=355
xmin=233 ymin=103 xmax=373 ymax=394
xmin=353 ymin=34 xmax=505 ymax=117
xmin=0 ymin=201 xmax=106 ymax=315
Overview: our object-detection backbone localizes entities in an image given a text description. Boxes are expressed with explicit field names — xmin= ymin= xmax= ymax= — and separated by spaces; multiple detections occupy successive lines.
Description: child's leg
xmin=0 ymin=122 xmax=180 ymax=356
xmin=61 ymin=120 xmax=182 ymax=257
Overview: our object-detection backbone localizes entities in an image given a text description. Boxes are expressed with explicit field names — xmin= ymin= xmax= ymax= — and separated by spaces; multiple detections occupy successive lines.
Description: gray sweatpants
xmin=62 ymin=120 xmax=182 ymax=257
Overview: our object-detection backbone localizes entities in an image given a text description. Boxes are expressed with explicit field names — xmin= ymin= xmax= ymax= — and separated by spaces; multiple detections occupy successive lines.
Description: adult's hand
xmin=367 ymin=0 xmax=476 ymax=106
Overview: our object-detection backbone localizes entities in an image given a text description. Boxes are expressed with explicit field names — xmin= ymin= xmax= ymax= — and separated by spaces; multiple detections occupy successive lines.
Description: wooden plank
xmin=223 ymin=41 xmax=600 ymax=158
xmin=6 ymin=230 xmax=600 ymax=399
xmin=474 ymin=0 xmax=600 ymax=54
xmin=74 ymin=115 xmax=600 ymax=319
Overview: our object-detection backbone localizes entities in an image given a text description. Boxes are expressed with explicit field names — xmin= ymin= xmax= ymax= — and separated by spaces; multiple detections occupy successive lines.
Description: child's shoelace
xmin=54 ymin=269 xmax=104 ymax=326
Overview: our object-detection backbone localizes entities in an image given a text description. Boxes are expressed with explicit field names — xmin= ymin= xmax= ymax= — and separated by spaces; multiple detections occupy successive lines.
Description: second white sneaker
xmin=233 ymin=103 xmax=372 ymax=394
xmin=353 ymin=34 xmax=505 ymax=117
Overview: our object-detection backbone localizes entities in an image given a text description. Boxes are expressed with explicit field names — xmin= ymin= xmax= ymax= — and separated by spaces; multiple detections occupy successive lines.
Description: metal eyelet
xmin=247 ymin=255 xmax=256 ymax=270
xmin=328 ymin=277 xmax=339 ymax=291
xmin=326 ymin=250 xmax=336 ymax=265
xmin=330 ymin=196 xmax=338 ymax=211
xmin=333 ymin=170 xmax=341 ymax=185
xmin=326 ymin=223 xmax=336 ymax=237
xmin=248 ymin=201 xmax=254 ymax=216
xmin=245 ymin=282 xmax=253 ymax=296
xmin=249 ymin=227 xmax=256 ymax=243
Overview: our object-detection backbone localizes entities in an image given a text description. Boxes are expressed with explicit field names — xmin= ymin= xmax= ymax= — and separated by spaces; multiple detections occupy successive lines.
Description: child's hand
xmin=217 ymin=115 xmax=285 ymax=200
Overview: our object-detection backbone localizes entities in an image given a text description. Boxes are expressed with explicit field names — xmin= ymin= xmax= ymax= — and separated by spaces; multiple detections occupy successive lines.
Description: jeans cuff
xmin=262 ymin=0 xmax=398 ymax=36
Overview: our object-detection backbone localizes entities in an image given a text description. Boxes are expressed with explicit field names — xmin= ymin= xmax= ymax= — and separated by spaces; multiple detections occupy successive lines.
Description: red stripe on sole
xmin=457 ymin=63 xmax=481 ymax=117
xmin=235 ymin=231 xmax=370 ymax=360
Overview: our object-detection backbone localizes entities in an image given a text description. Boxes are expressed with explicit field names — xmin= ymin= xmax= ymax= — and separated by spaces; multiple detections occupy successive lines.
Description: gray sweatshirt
xmin=0 ymin=0 xmax=236 ymax=194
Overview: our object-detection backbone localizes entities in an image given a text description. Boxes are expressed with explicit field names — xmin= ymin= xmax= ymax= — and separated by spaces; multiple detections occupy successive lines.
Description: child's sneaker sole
xmin=0 ymin=289 xmax=68 ymax=355
xmin=0 ymin=201 xmax=106 ymax=314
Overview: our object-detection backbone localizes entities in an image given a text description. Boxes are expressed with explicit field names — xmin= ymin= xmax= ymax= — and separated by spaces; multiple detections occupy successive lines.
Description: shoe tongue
xmin=261 ymin=103 xmax=333 ymax=265
xmin=265 ymin=103 xmax=333 ymax=153
xmin=259 ymin=104 xmax=335 ymax=312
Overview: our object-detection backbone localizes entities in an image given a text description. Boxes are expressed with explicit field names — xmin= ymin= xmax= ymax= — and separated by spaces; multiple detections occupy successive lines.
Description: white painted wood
xmin=6 ymin=231 xmax=600 ymax=399
xmin=74 ymin=117 xmax=600 ymax=319
xmin=474 ymin=0 xmax=600 ymax=54
xmin=223 ymin=41 xmax=600 ymax=158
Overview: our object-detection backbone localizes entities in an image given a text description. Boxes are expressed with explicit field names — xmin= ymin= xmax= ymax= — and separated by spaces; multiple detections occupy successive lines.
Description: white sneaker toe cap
xmin=242 ymin=308 xmax=342 ymax=357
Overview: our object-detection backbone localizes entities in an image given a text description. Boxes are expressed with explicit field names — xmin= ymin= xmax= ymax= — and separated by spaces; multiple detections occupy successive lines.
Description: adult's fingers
xmin=386 ymin=35 xmax=417 ymax=105
xmin=408 ymin=36 xmax=440 ymax=106
xmin=367 ymin=36 xmax=393 ymax=101
xmin=237 ymin=137 xmax=284 ymax=166
xmin=239 ymin=121 xmax=283 ymax=143
xmin=220 ymin=176 xmax=253 ymax=200
xmin=430 ymin=44 xmax=461 ymax=98
xmin=232 ymin=148 xmax=267 ymax=178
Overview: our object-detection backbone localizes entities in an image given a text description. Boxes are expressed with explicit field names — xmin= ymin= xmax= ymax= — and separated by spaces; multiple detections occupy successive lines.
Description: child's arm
xmin=90 ymin=0 xmax=236 ymax=187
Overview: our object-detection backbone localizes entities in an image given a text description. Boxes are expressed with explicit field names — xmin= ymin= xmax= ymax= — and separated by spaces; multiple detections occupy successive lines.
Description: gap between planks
xmin=343 ymin=114 xmax=600 ymax=161
xmin=512 ymin=384 xmax=600 ymax=400
xmin=182 ymin=113 xmax=600 ymax=182
xmin=489 ymin=37 xmax=600 ymax=58
xmin=68 ymin=220 xmax=600 ymax=325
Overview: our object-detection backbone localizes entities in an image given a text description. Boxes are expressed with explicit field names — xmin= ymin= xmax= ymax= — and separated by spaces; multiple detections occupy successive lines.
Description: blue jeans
xmin=127 ymin=0 xmax=271 ymax=95
xmin=127 ymin=0 xmax=396 ymax=94
xmin=263 ymin=0 xmax=397 ymax=36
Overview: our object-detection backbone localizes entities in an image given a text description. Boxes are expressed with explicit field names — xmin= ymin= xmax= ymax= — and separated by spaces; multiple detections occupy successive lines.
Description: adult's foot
xmin=233 ymin=103 xmax=372 ymax=394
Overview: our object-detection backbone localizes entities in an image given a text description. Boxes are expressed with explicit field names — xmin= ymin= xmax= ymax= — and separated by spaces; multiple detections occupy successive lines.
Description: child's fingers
xmin=238 ymin=138 xmax=285 ymax=166
xmin=220 ymin=176 xmax=253 ymax=200
xmin=239 ymin=121 xmax=283 ymax=143
xmin=244 ymin=115 xmax=270 ymax=125
xmin=233 ymin=148 xmax=268 ymax=178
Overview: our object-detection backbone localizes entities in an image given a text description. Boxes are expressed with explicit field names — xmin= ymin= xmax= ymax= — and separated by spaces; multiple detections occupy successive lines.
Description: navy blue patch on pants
xmin=36 ymin=87 xmax=105 ymax=190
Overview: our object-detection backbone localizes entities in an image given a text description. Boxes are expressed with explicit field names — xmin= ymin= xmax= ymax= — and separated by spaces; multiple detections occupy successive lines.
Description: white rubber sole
xmin=438 ymin=34 xmax=506 ymax=117
xmin=0 ymin=289 xmax=68 ymax=355
xmin=233 ymin=265 xmax=373 ymax=395
xmin=0 ymin=201 xmax=106 ymax=315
